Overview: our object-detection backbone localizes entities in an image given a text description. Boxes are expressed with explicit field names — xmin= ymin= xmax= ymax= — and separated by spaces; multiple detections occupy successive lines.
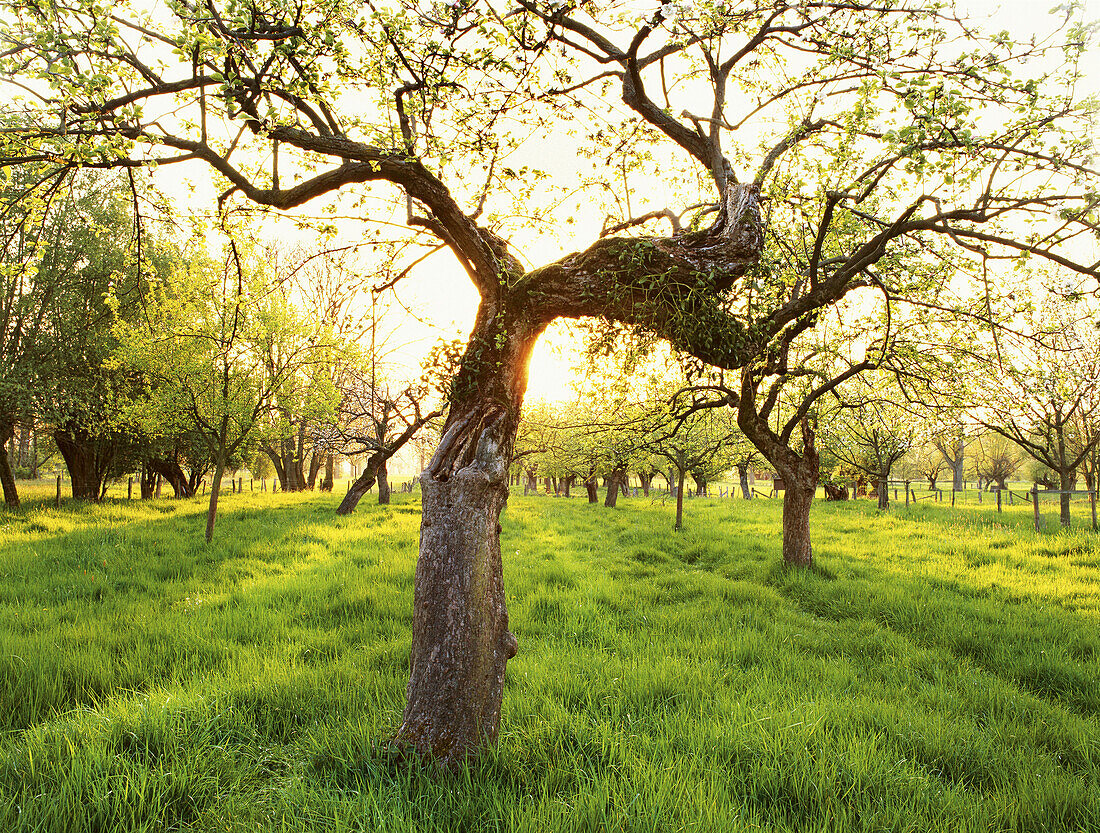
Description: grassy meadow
xmin=0 ymin=481 xmax=1097 ymax=832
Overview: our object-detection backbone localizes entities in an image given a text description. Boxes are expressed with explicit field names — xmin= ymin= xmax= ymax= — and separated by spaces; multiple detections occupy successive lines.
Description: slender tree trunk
xmin=320 ymin=453 xmax=334 ymax=492
xmin=675 ymin=466 xmax=685 ymax=530
xmin=294 ymin=424 xmax=308 ymax=490
xmin=1059 ymin=467 xmax=1074 ymax=527
xmin=738 ymin=465 xmax=751 ymax=499
xmin=639 ymin=472 xmax=652 ymax=497
xmin=16 ymin=423 xmax=30 ymax=467
xmin=377 ymin=459 xmax=391 ymax=505
xmin=205 ymin=458 xmax=226 ymax=543
xmin=29 ymin=429 xmax=38 ymax=480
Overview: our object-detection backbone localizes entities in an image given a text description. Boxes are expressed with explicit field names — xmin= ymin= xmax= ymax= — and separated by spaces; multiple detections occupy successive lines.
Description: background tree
xmin=969 ymin=433 xmax=1024 ymax=493
xmin=114 ymin=232 xmax=330 ymax=540
xmin=975 ymin=295 xmax=1100 ymax=526
xmin=654 ymin=407 xmax=737 ymax=530
xmin=823 ymin=374 xmax=921 ymax=510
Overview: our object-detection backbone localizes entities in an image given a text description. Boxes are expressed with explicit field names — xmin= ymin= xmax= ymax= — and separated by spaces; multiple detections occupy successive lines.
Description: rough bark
xmin=306 ymin=448 xmax=323 ymax=490
xmin=639 ymin=472 xmax=652 ymax=497
xmin=391 ymin=181 xmax=760 ymax=764
xmin=604 ymin=468 xmax=625 ymax=507
xmin=0 ymin=445 xmax=18 ymax=508
xmin=320 ymin=453 xmax=334 ymax=492
xmin=1058 ymin=467 xmax=1075 ymax=527
xmin=377 ymin=459 xmax=391 ymax=505
xmin=738 ymin=465 xmax=751 ymax=499
xmin=392 ymin=306 xmax=543 ymax=767
xmin=739 ymin=396 xmax=820 ymax=566
xmin=585 ymin=476 xmax=598 ymax=503
xmin=0 ymin=419 xmax=18 ymax=508
xmin=781 ymin=469 xmax=816 ymax=567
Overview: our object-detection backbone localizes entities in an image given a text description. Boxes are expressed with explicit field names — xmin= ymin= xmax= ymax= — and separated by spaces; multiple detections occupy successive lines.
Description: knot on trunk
xmin=668 ymin=182 xmax=762 ymax=285
xmin=428 ymin=402 xmax=514 ymax=483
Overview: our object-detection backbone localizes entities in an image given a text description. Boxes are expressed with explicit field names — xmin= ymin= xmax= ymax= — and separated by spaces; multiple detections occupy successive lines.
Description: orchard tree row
xmin=512 ymin=286 xmax=1100 ymax=530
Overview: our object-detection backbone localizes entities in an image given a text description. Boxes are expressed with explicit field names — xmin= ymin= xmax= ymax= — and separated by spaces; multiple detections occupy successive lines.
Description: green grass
xmin=0 ymin=484 xmax=1097 ymax=831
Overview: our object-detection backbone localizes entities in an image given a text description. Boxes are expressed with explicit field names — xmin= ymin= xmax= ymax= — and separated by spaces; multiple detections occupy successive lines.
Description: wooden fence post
xmin=996 ymin=487 xmax=1002 ymax=513
xmin=55 ymin=474 xmax=61 ymax=508
xmin=127 ymin=477 xmax=133 ymax=500
xmin=905 ymin=481 xmax=910 ymax=506
xmin=1091 ymin=487 xmax=1097 ymax=533
xmin=1032 ymin=485 xmax=1041 ymax=532
xmin=951 ymin=488 xmax=955 ymax=507
xmin=977 ymin=488 xmax=982 ymax=505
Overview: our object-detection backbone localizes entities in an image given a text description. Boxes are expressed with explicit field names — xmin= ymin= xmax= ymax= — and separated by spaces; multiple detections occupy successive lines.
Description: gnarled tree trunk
xmin=148 ymin=457 xmax=194 ymax=498
xmin=54 ymin=424 xmax=113 ymax=501
xmin=780 ymin=460 xmax=817 ymax=566
xmin=604 ymin=468 xmax=625 ymax=507
xmin=391 ymin=181 xmax=762 ymax=765
xmin=740 ymin=402 xmax=820 ymax=567
xmin=392 ymin=307 xmax=542 ymax=767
